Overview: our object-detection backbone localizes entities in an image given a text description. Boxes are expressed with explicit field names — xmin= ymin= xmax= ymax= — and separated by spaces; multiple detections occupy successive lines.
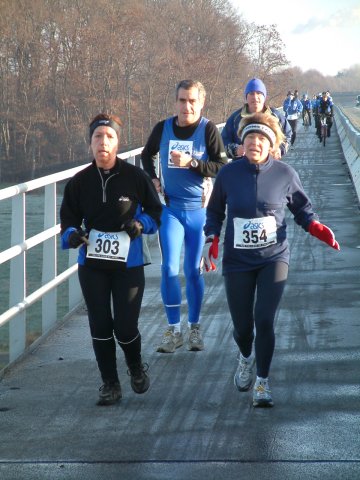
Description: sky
xmin=230 ymin=0 xmax=360 ymax=77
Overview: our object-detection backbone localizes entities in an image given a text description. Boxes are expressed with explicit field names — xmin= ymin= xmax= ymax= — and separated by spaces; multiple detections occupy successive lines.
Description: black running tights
xmin=224 ymin=262 xmax=288 ymax=378
xmin=288 ymin=119 xmax=298 ymax=145
xmin=78 ymin=264 xmax=145 ymax=382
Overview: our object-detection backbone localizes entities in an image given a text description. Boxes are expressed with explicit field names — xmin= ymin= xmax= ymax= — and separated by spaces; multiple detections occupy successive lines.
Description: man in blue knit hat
xmin=222 ymin=78 xmax=292 ymax=160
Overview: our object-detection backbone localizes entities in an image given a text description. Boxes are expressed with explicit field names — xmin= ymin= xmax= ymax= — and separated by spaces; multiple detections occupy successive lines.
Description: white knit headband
xmin=240 ymin=123 xmax=276 ymax=147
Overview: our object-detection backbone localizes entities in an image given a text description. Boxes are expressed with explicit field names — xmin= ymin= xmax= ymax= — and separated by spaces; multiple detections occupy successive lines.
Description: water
xmin=0 ymin=182 xmax=71 ymax=368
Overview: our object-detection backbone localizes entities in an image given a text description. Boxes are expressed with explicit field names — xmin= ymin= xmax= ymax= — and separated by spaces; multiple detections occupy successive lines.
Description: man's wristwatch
xmin=190 ymin=159 xmax=199 ymax=168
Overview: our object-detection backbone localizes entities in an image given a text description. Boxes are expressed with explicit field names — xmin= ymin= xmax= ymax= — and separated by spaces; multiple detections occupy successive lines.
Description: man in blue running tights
xmin=141 ymin=79 xmax=227 ymax=353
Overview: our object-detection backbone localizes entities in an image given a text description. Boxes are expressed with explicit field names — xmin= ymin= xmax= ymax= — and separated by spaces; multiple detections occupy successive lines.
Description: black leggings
xmin=78 ymin=264 xmax=145 ymax=382
xmin=288 ymin=119 xmax=298 ymax=145
xmin=224 ymin=262 xmax=288 ymax=378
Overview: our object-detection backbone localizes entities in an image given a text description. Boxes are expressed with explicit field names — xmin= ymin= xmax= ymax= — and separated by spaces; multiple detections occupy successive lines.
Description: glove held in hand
xmin=203 ymin=235 xmax=219 ymax=272
xmin=68 ymin=229 xmax=88 ymax=248
xmin=308 ymin=221 xmax=340 ymax=250
xmin=122 ymin=219 xmax=143 ymax=240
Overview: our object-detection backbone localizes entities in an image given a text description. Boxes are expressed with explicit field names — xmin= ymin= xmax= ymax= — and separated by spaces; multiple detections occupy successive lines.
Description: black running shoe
xmin=97 ymin=381 xmax=122 ymax=406
xmin=127 ymin=362 xmax=150 ymax=394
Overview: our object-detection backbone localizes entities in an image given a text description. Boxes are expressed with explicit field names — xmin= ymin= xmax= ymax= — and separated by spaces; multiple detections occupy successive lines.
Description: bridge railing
xmin=334 ymin=106 xmax=360 ymax=202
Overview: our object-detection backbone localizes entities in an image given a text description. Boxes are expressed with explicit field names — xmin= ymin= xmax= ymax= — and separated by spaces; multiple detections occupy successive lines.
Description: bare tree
xmin=1 ymin=0 xmax=350 ymax=182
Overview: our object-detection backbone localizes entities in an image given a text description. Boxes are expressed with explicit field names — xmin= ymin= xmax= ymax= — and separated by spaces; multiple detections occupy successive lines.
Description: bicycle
xmin=320 ymin=114 xmax=328 ymax=147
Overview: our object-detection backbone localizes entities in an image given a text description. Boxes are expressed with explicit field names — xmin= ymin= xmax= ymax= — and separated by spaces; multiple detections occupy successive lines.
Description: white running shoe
xmin=234 ymin=354 xmax=255 ymax=391
xmin=252 ymin=378 xmax=274 ymax=408
xmin=156 ymin=327 xmax=183 ymax=353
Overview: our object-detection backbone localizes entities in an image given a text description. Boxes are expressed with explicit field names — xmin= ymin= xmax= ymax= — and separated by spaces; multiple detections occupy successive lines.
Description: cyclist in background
xmin=283 ymin=91 xmax=303 ymax=147
xmin=313 ymin=93 xmax=323 ymax=134
xmin=311 ymin=94 xmax=319 ymax=131
xmin=317 ymin=91 xmax=334 ymax=140
xmin=301 ymin=94 xmax=312 ymax=126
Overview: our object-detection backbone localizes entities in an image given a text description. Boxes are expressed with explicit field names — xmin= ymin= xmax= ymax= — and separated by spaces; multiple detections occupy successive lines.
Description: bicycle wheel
xmin=322 ymin=125 xmax=326 ymax=146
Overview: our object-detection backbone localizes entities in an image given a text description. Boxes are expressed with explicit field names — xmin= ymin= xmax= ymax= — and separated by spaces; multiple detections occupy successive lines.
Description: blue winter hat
xmin=244 ymin=78 xmax=267 ymax=99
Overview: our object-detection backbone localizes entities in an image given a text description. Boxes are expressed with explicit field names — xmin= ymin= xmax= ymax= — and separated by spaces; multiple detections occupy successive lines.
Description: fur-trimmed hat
xmin=238 ymin=112 xmax=285 ymax=149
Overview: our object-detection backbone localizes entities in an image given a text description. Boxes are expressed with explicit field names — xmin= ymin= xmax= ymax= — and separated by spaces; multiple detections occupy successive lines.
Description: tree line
xmin=0 ymin=0 xmax=359 ymax=181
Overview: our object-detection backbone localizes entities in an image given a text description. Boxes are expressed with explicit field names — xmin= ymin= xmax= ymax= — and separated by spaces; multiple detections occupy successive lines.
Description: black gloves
xmin=68 ymin=229 xmax=88 ymax=248
xmin=68 ymin=222 xmax=143 ymax=247
xmin=122 ymin=219 xmax=143 ymax=240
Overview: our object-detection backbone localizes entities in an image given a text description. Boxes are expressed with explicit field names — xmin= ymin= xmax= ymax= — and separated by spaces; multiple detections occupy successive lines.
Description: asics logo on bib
xmin=98 ymin=233 xmax=120 ymax=240
xmin=244 ymin=220 xmax=264 ymax=230
xmin=170 ymin=141 xmax=191 ymax=153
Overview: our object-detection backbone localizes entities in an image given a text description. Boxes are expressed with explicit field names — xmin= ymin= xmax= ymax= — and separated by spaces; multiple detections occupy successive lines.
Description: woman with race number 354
xmin=60 ymin=113 xmax=162 ymax=406
xmin=202 ymin=112 xmax=340 ymax=408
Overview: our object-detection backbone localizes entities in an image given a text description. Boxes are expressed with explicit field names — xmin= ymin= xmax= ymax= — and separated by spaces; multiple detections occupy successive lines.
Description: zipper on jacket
xmin=96 ymin=167 xmax=118 ymax=203
xmin=255 ymin=164 xmax=259 ymax=209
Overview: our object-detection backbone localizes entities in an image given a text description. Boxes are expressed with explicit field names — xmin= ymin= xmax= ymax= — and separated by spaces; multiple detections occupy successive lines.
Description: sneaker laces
xmin=239 ymin=356 xmax=253 ymax=378
xmin=254 ymin=381 xmax=270 ymax=396
xmin=189 ymin=327 xmax=201 ymax=343
xmin=99 ymin=380 xmax=118 ymax=391
xmin=161 ymin=329 xmax=174 ymax=344
xmin=127 ymin=362 xmax=149 ymax=378
xmin=255 ymin=384 xmax=265 ymax=394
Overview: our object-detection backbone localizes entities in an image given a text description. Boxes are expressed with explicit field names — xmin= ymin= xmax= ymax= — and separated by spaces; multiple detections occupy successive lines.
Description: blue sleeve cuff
xmin=61 ymin=227 xmax=77 ymax=250
xmin=136 ymin=214 xmax=159 ymax=235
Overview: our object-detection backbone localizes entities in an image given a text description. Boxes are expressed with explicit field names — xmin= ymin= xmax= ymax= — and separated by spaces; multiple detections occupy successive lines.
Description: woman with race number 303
xmin=60 ymin=113 xmax=162 ymax=406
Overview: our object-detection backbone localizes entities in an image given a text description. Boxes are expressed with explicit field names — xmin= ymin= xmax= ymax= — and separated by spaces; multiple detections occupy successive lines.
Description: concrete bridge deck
xmin=1 ymin=122 xmax=360 ymax=479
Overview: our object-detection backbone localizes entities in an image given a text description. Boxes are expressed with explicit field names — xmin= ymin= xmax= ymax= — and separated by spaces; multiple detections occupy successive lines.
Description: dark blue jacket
xmin=221 ymin=105 xmax=292 ymax=159
xmin=204 ymin=156 xmax=318 ymax=273
xmin=318 ymin=98 xmax=334 ymax=116
xmin=301 ymin=99 xmax=312 ymax=110
xmin=283 ymin=97 xmax=303 ymax=117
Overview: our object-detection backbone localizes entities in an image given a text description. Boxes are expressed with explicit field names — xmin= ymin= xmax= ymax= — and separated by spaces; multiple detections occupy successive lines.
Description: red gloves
xmin=202 ymin=235 xmax=219 ymax=272
xmin=308 ymin=221 xmax=340 ymax=250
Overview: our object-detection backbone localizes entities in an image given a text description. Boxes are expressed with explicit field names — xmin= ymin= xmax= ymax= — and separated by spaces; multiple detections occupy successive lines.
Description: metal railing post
xmin=9 ymin=194 xmax=26 ymax=362
xmin=42 ymin=183 xmax=57 ymax=333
